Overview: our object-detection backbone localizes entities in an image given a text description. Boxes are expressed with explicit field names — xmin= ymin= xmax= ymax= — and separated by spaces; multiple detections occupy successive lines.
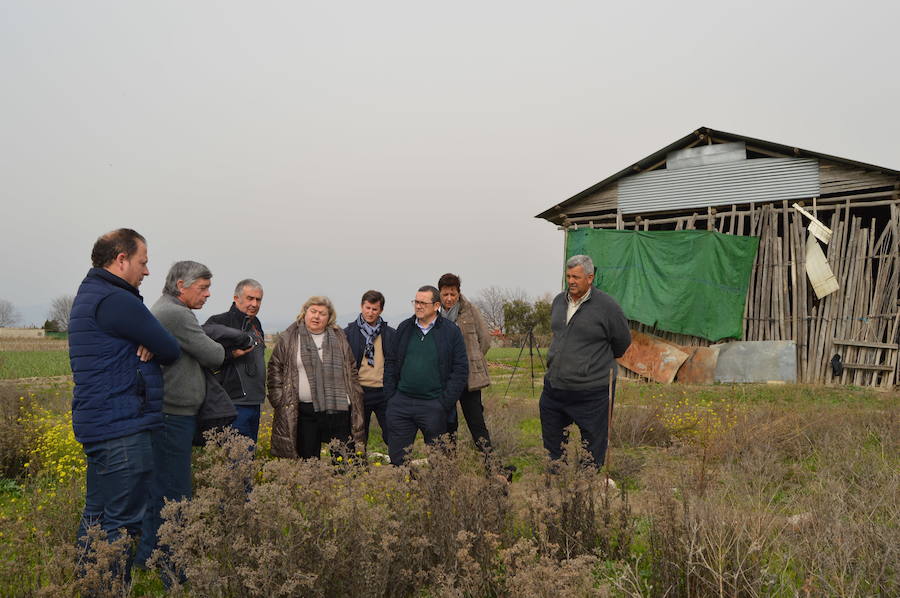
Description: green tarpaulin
xmin=566 ymin=229 xmax=759 ymax=342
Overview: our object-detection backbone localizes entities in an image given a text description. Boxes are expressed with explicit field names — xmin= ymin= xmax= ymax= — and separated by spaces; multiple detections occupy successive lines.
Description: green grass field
xmin=0 ymin=351 xmax=71 ymax=379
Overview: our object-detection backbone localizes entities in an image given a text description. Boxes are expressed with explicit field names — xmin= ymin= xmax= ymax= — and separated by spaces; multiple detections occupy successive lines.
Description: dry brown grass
xmin=616 ymin=401 xmax=900 ymax=598
xmin=0 ymin=339 xmax=68 ymax=352
xmin=1 ymin=371 xmax=897 ymax=597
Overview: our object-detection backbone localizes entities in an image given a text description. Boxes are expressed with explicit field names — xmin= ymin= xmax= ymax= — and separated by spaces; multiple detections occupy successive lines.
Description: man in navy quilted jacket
xmin=68 ymin=229 xmax=180 ymax=572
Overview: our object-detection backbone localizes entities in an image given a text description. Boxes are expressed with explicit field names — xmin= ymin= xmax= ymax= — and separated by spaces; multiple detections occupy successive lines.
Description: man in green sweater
xmin=384 ymin=285 xmax=468 ymax=465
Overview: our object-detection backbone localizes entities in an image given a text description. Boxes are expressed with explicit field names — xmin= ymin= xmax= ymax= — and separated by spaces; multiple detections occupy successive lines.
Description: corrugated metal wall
xmin=619 ymin=157 xmax=820 ymax=215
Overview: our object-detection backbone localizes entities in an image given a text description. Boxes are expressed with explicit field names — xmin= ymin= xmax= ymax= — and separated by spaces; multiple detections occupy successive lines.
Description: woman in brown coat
xmin=267 ymin=296 xmax=365 ymax=458
xmin=437 ymin=273 xmax=494 ymax=453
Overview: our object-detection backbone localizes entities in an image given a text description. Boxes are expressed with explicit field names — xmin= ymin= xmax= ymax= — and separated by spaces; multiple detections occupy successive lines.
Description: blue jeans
xmin=232 ymin=404 xmax=261 ymax=445
xmin=136 ymin=414 xmax=196 ymax=565
xmin=385 ymin=393 xmax=449 ymax=466
xmin=79 ymin=430 xmax=154 ymax=549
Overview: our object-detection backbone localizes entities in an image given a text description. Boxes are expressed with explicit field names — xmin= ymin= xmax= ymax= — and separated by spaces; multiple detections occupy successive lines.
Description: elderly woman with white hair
xmin=267 ymin=296 xmax=365 ymax=458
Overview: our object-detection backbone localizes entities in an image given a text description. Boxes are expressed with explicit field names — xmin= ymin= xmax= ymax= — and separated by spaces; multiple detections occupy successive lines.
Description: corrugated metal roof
xmin=536 ymin=126 xmax=900 ymax=223
xmin=667 ymin=141 xmax=746 ymax=170
xmin=618 ymin=158 xmax=820 ymax=214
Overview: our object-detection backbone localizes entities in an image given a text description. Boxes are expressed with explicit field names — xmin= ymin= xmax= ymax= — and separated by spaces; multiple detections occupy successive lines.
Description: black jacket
xmin=344 ymin=318 xmax=397 ymax=372
xmin=193 ymin=322 xmax=254 ymax=445
xmin=384 ymin=314 xmax=468 ymax=410
xmin=205 ymin=304 xmax=266 ymax=406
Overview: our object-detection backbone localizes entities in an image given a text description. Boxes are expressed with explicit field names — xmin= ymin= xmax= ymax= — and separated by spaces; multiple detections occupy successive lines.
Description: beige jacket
xmin=266 ymin=321 xmax=365 ymax=457
xmin=455 ymin=295 xmax=492 ymax=391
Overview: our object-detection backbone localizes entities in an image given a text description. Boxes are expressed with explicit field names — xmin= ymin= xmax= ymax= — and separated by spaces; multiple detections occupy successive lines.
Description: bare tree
xmin=471 ymin=286 xmax=528 ymax=333
xmin=0 ymin=299 xmax=21 ymax=327
xmin=48 ymin=294 xmax=75 ymax=332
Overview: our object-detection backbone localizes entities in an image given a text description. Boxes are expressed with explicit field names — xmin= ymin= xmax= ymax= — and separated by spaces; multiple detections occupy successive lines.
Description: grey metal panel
xmin=667 ymin=142 xmax=747 ymax=170
xmin=713 ymin=341 xmax=797 ymax=383
xmin=619 ymin=158 xmax=820 ymax=215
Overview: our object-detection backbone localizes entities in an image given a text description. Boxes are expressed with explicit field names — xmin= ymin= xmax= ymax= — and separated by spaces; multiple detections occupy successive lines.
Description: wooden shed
xmin=537 ymin=127 xmax=900 ymax=389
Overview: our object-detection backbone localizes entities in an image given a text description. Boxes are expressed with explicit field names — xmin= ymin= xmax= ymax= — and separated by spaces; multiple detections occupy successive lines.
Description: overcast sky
xmin=2 ymin=1 xmax=899 ymax=331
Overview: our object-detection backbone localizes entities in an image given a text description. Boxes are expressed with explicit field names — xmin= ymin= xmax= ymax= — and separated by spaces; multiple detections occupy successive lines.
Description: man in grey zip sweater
xmin=137 ymin=261 xmax=249 ymax=572
xmin=541 ymin=254 xmax=631 ymax=468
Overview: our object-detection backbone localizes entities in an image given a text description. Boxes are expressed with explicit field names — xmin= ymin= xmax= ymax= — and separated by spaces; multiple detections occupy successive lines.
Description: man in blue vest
xmin=69 ymin=228 xmax=181 ymax=572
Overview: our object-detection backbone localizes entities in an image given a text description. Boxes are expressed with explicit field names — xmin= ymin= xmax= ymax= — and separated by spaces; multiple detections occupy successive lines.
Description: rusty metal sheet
xmin=675 ymin=345 xmax=720 ymax=384
xmin=617 ymin=330 xmax=690 ymax=384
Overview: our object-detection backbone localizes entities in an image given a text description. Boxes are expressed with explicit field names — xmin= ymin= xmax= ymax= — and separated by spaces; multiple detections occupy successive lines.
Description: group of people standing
xmin=266 ymin=274 xmax=497 ymax=468
xmin=68 ymin=227 xmax=631 ymax=585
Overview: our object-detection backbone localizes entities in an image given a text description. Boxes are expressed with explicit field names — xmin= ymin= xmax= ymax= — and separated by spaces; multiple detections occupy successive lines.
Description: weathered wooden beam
xmin=841 ymin=362 xmax=895 ymax=371
xmin=833 ymin=338 xmax=899 ymax=350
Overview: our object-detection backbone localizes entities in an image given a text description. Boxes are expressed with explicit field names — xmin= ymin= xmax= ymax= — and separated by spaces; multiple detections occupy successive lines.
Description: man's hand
xmin=232 ymin=347 xmax=253 ymax=359
xmin=136 ymin=345 xmax=154 ymax=362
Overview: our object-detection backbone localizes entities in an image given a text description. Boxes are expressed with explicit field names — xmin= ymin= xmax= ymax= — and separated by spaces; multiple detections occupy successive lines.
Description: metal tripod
xmin=502 ymin=327 xmax=546 ymax=399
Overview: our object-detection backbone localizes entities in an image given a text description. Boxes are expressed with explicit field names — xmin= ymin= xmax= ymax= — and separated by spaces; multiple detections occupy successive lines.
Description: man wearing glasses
xmin=384 ymin=285 xmax=468 ymax=466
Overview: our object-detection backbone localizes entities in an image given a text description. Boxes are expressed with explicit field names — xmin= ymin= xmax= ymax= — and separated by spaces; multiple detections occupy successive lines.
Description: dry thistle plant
xmin=37 ymin=526 xmax=131 ymax=598
xmin=521 ymin=444 xmax=633 ymax=562
xmin=154 ymin=433 xmax=520 ymax=597
xmin=498 ymin=538 xmax=605 ymax=598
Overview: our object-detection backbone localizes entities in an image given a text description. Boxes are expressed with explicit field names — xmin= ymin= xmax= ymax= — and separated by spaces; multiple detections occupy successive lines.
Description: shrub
xmin=610 ymin=402 xmax=671 ymax=449
xmin=626 ymin=403 xmax=900 ymax=598
xmin=498 ymin=538 xmax=603 ymax=597
xmin=155 ymin=432 xmax=516 ymax=597
xmin=20 ymin=404 xmax=85 ymax=489
xmin=0 ymin=386 xmax=33 ymax=478
xmin=783 ymin=411 xmax=899 ymax=597
xmin=641 ymin=474 xmax=790 ymax=597
xmin=0 ymin=470 xmax=85 ymax=595
xmin=521 ymin=445 xmax=632 ymax=562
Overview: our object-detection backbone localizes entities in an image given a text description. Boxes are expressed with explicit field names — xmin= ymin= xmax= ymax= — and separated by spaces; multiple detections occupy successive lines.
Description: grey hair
xmin=234 ymin=278 xmax=263 ymax=296
xmin=418 ymin=285 xmax=440 ymax=304
xmin=163 ymin=261 xmax=213 ymax=297
xmin=566 ymin=254 xmax=595 ymax=276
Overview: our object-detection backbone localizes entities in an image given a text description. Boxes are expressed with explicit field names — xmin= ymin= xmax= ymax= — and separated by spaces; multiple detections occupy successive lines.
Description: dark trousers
xmin=297 ymin=402 xmax=352 ymax=459
xmin=136 ymin=414 xmax=196 ymax=565
xmin=232 ymin=404 xmax=261 ymax=445
xmin=362 ymin=386 xmax=390 ymax=445
xmin=79 ymin=430 xmax=154 ymax=577
xmin=539 ymin=382 xmax=610 ymax=467
xmin=446 ymin=388 xmax=492 ymax=452
xmin=385 ymin=392 xmax=448 ymax=466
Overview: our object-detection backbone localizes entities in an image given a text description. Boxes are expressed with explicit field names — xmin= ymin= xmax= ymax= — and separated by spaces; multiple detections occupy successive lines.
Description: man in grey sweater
xmin=541 ymin=254 xmax=631 ymax=468
xmin=137 ymin=261 xmax=249 ymax=571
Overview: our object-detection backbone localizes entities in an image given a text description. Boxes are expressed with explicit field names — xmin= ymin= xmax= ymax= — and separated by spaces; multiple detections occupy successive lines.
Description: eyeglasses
xmin=411 ymin=300 xmax=437 ymax=307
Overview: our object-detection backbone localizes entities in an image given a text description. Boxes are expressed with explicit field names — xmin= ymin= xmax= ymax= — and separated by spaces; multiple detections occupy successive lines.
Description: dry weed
xmin=521 ymin=445 xmax=632 ymax=562
xmin=155 ymin=433 xmax=517 ymax=597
